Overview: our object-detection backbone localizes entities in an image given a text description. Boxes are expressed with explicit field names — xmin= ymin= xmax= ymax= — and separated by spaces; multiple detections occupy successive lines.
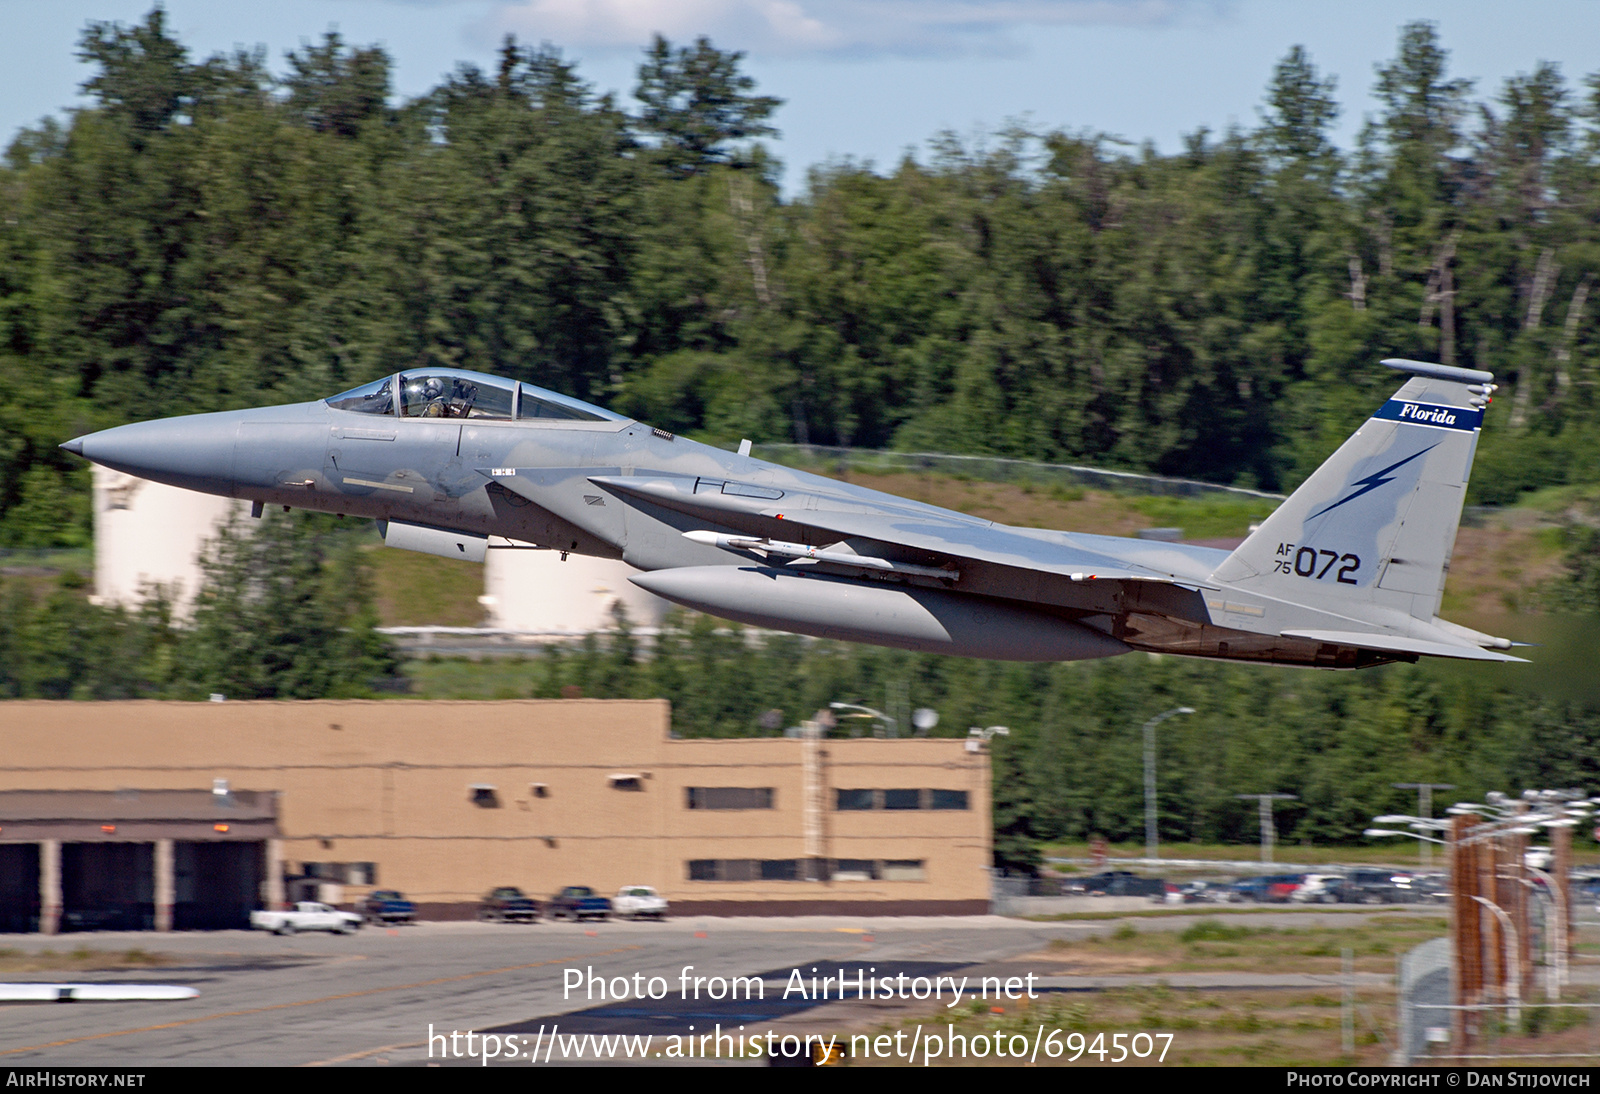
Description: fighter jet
xmin=62 ymin=358 xmax=1522 ymax=667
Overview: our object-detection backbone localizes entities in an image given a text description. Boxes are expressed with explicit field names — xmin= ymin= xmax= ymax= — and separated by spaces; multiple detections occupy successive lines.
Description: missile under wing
xmin=62 ymin=358 xmax=1523 ymax=668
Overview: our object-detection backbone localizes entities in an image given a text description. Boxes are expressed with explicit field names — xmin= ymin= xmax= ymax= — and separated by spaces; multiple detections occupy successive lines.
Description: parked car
xmin=1340 ymin=869 xmax=1416 ymax=904
xmin=1262 ymin=873 xmax=1308 ymax=903
xmin=1226 ymin=876 xmax=1275 ymax=903
xmin=252 ymin=902 xmax=361 ymax=936
xmin=1064 ymin=871 xmax=1166 ymax=897
xmin=614 ymin=885 xmax=669 ymax=920
xmin=548 ymin=886 xmax=612 ymax=921
xmin=1290 ymin=873 xmax=1345 ymax=904
xmin=1387 ymin=872 xmax=1427 ymax=903
xmin=478 ymin=887 xmax=540 ymax=923
xmin=362 ymin=889 xmax=416 ymax=925
xmin=1063 ymin=870 xmax=1132 ymax=894
xmin=1176 ymin=880 xmax=1229 ymax=904
xmin=1413 ymin=874 xmax=1450 ymax=904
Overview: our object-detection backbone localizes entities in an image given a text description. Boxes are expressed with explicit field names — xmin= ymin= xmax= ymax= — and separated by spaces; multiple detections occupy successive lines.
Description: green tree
xmin=0 ymin=571 xmax=175 ymax=698
xmin=1260 ymin=45 xmax=1341 ymax=173
xmin=634 ymin=35 xmax=781 ymax=175
xmin=361 ymin=39 xmax=636 ymax=402
xmin=283 ymin=32 xmax=391 ymax=138
xmin=173 ymin=511 xmax=398 ymax=698
xmin=76 ymin=7 xmax=195 ymax=139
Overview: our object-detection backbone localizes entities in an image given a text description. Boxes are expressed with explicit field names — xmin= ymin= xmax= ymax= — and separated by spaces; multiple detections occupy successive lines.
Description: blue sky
xmin=4 ymin=1 xmax=1600 ymax=194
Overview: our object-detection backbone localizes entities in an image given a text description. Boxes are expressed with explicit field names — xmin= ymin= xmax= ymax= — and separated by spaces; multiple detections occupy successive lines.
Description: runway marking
xmin=303 ymin=1040 xmax=420 ymax=1067
xmin=0 ymin=945 xmax=641 ymax=1060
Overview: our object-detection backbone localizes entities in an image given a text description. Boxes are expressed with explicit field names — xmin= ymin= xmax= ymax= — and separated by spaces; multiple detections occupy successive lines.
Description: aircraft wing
xmin=749 ymin=506 xmax=1210 ymax=585
xmin=587 ymin=473 xmax=1216 ymax=588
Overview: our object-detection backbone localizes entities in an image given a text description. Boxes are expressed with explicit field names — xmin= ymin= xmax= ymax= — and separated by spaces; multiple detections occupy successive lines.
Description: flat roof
xmin=0 ymin=789 xmax=275 ymax=823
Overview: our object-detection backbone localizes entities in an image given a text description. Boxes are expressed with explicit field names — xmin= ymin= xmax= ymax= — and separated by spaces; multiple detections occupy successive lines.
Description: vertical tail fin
xmin=1211 ymin=359 xmax=1495 ymax=622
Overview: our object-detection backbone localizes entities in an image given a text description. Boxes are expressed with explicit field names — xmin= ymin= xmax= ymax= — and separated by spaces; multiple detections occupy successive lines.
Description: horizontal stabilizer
xmin=1281 ymin=629 xmax=1528 ymax=662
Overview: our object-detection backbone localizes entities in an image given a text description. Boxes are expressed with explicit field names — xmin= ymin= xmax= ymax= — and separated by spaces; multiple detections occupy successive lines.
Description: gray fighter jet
xmin=62 ymin=358 xmax=1522 ymax=667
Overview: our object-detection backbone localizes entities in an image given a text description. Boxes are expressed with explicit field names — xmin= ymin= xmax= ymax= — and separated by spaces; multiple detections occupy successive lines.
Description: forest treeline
xmin=5 ymin=12 xmax=1600 ymax=547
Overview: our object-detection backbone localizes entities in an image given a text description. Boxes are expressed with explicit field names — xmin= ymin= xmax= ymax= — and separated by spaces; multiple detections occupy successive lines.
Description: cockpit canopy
xmin=325 ymin=369 xmax=625 ymax=423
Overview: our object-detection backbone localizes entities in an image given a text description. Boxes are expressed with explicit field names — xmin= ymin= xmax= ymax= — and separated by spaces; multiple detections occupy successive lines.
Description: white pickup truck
xmin=613 ymin=886 xmax=669 ymax=920
xmin=250 ymin=902 xmax=362 ymax=936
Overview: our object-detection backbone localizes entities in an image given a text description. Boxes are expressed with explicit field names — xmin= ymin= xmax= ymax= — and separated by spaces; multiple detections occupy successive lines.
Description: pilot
xmin=414 ymin=376 xmax=448 ymax=417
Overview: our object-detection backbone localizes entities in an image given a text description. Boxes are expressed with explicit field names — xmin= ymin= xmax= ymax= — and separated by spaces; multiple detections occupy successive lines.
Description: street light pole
xmin=1237 ymin=793 xmax=1298 ymax=865
xmin=1143 ymin=707 xmax=1195 ymax=862
xmin=1393 ymin=782 xmax=1454 ymax=868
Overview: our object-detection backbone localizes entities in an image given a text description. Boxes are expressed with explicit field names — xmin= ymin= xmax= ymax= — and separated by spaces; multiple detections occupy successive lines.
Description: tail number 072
xmin=1273 ymin=544 xmax=1360 ymax=585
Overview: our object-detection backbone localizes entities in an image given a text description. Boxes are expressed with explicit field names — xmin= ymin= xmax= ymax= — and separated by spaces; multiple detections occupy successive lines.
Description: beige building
xmin=0 ymin=700 xmax=992 ymax=931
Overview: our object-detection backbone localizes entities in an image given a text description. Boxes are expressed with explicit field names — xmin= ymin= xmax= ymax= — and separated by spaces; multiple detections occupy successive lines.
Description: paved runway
xmin=0 ymin=910 xmax=1437 ymax=1067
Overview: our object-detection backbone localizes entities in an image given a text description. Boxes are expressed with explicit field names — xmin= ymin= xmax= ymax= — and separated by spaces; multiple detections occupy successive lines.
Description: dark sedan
xmin=479 ymin=887 xmax=540 ymax=923
xmin=362 ymin=889 xmax=416 ymax=925
xmin=548 ymin=886 xmax=612 ymax=921
xmin=1065 ymin=871 xmax=1168 ymax=898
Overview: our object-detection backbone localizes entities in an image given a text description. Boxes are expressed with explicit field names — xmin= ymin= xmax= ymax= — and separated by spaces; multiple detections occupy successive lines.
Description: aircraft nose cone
xmin=70 ymin=415 xmax=241 ymax=497
xmin=60 ymin=437 xmax=85 ymax=457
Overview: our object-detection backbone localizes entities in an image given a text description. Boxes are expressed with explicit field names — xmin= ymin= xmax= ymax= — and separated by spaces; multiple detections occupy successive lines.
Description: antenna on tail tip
xmin=1381 ymin=358 xmax=1495 ymax=385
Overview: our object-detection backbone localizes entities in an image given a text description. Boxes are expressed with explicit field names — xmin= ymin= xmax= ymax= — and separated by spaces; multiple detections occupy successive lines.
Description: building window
xmin=882 ymin=860 xmax=926 ymax=882
xmin=687 ymin=787 xmax=775 ymax=810
xmin=832 ymin=859 xmax=878 ymax=881
xmin=759 ymin=859 xmax=799 ymax=881
xmin=835 ymin=789 xmax=970 ymax=811
xmin=686 ymin=859 xmax=806 ymax=882
xmin=608 ymin=774 xmax=644 ymax=791
xmin=835 ymin=789 xmax=876 ymax=810
xmin=301 ymin=862 xmax=378 ymax=884
xmin=470 ymin=785 xmax=500 ymax=808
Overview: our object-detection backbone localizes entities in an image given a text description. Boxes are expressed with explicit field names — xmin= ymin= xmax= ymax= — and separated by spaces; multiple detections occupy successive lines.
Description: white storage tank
xmin=481 ymin=549 xmax=668 ymax=634
xmin=92 ymin=466 xmax=248 ymax=615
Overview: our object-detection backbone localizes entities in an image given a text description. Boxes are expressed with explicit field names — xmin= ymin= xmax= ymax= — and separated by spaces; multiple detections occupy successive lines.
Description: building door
xmin=0 ymin=845 xmax=39 ymax=932
xmin=174 ymin=841 xmax=264 ymax=930
xmin=61 ymin=843 xmax=154 ymax=932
